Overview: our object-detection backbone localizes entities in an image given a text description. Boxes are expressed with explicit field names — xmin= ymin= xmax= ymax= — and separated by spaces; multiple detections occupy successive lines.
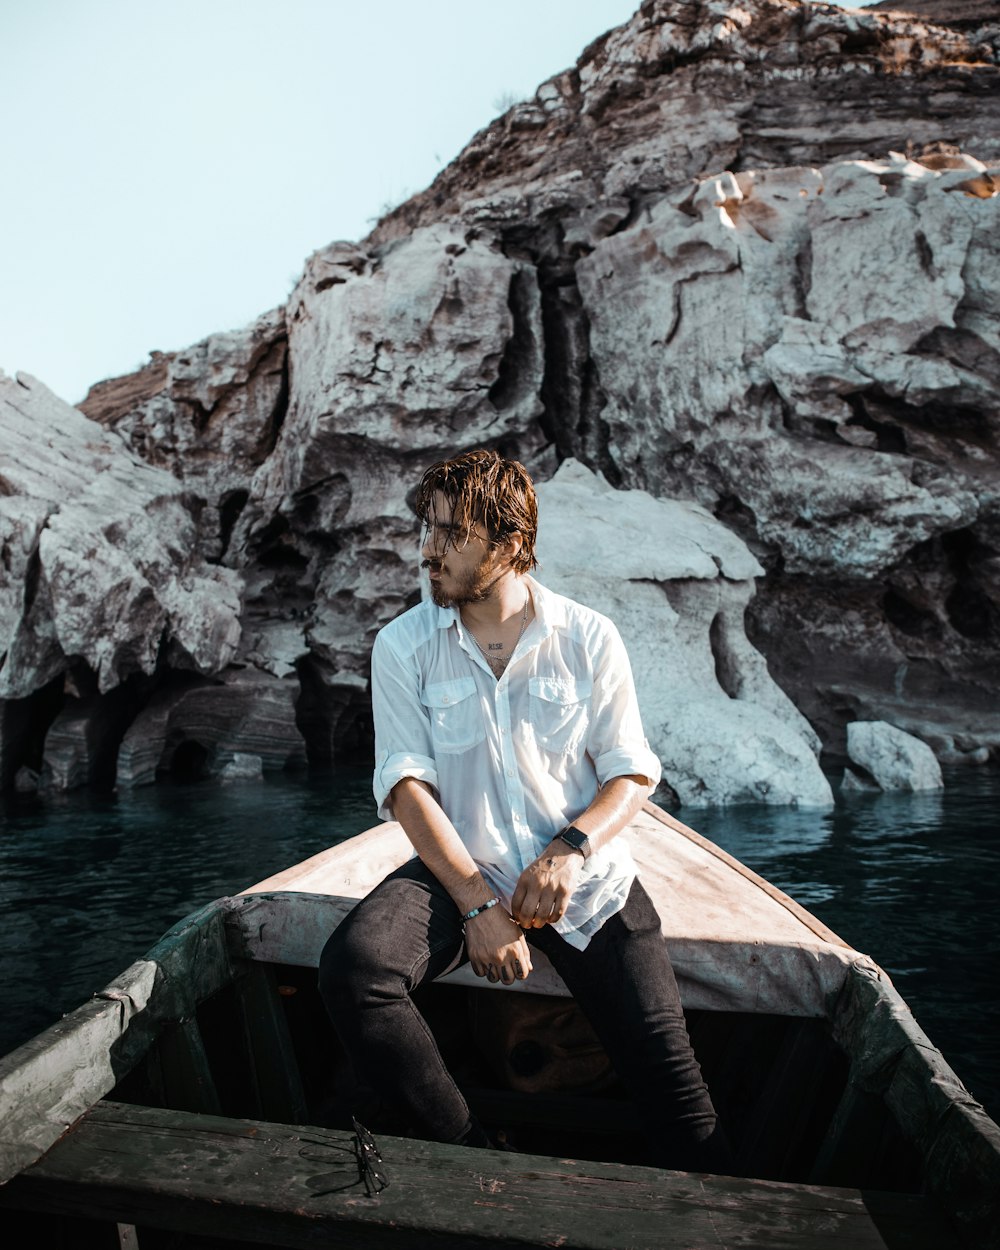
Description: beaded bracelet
xmin=462 ymin=897 xmax=500 ymax=922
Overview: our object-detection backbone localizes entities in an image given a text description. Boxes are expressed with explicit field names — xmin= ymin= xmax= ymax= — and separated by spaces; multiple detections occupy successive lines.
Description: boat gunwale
xmin=640 ymin=802 xmax=852 ymax=950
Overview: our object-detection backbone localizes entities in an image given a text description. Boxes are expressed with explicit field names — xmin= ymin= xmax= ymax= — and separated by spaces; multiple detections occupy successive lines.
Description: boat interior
xmin=2 ymin=809 xmax=997 ymax=1248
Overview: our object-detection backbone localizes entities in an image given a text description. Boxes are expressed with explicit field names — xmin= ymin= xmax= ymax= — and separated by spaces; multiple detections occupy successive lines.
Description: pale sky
xmin=2 ymin=0 xmax=876 ymax=407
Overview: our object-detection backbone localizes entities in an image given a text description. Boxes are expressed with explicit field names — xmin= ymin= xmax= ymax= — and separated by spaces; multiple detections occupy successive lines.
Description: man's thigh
xmin=321 ymin=856 xmax=467 ymax=993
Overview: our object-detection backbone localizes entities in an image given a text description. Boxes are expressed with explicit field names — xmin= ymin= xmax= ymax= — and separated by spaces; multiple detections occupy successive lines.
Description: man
xmin=320 ymin=449 xmax=730 ymax=1171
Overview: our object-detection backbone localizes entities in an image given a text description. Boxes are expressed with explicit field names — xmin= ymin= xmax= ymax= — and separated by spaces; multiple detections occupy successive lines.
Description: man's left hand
xmin=511 ymin=841 xmax=584 ymax=929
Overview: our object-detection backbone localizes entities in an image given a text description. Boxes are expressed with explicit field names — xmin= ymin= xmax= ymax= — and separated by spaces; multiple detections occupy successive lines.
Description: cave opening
xmin=169 ymin=740 xmax=211 ymax=783
xmin=882 ymin=587 xmax=942 ymax=641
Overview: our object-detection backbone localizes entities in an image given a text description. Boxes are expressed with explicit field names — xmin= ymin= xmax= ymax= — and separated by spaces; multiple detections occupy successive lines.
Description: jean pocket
xmin=528 ymin=675 xmax=592 ymax=753
xmin=421 ymin=677 xmax=485 ymax=754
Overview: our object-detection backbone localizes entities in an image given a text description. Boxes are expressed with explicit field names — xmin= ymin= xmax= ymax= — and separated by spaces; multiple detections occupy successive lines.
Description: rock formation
xmin=536 ymin=461 xmax=833 ymax=806
xmin=844 ymin=719 xmax=945 ymax=791
xmin=2 ymin=0 xmax=999 ymax=801
xmin=0 ymin=373 xmax=304 ymax=789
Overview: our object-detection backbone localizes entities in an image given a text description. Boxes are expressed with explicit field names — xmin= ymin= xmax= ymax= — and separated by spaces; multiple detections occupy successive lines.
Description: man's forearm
xmin=390 ymin=777 xmax=495 ymax=914
xmin=555 ymin=773 xmax=649 ymax=856
xmin=390 ymin=776 xmax=533 ymax=985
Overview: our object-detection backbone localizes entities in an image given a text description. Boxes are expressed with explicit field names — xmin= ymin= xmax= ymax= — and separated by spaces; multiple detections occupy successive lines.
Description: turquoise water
xmin=1 ymin=765 xmax=998 ymax=1125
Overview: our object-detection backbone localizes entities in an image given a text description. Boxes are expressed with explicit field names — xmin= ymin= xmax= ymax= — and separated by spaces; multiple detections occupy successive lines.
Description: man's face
xmin=421 ymin=493 xmax=505 ymax=608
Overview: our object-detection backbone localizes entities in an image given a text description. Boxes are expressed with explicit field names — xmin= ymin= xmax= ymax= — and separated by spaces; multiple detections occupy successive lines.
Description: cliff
xmin=2 ymin=0 xmax=998 ymax=801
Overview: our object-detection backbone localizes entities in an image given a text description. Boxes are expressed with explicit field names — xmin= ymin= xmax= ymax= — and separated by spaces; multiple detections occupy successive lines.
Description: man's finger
xmin=518 ymin=892 xmax=542 ymax=926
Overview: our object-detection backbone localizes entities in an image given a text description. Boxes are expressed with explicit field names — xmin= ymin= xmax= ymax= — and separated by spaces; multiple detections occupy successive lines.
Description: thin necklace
xmin=469 ymin=590 xmax=529 ymax=677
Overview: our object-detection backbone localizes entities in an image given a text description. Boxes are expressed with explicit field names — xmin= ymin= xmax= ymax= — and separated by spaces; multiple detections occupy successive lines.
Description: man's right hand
xmin=465 ymin=906 xmax=532 ymax=985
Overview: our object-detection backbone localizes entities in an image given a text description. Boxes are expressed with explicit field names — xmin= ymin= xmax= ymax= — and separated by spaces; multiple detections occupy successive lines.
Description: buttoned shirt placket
xmin=453 ymin=613 xmax=549 ymax=872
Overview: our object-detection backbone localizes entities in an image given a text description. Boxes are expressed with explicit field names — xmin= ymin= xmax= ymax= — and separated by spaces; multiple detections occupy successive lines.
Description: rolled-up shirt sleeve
xmin=371 ymin=629 xmax=439 ymax=821
xmin=586 ymin=621 xmax=661 ymax=794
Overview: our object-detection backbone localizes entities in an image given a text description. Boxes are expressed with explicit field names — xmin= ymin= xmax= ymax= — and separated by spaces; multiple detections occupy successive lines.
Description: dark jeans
xmin=319 ymin=857 xmax=732 ymax=1172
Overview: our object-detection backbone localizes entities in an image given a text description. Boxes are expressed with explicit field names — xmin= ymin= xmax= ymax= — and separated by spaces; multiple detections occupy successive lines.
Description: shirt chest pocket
xmin=421 ymin=678 xmax=485 ymax=755
xmin=528 ymin=676 xmax=593 ymax=753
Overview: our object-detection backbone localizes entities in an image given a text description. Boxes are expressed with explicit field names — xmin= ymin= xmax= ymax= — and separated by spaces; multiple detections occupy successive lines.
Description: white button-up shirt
xmin=371 ymin=576 xmax=661 ymax=948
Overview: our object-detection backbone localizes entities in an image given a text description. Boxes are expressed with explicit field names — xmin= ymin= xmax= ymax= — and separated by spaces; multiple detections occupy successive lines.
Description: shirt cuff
xmin=375 ymin=751 xmax=440 ymax=821
xmin=594 ymin=744 xmax=662 ymax=794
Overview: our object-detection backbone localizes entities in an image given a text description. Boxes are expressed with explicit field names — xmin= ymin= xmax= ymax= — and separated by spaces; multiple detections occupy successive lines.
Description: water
xmin=0 ymin=768 xmax=376 ymax=1056
xmin=688 ymin=767 xmax=1000 ymax=1125
xmin=1 ymin=765 xmax=998 ymax=1125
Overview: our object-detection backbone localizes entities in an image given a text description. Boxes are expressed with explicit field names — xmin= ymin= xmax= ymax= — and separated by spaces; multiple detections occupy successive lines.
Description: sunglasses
xmin=352 ymin=1117 xmax=390 ymax=1196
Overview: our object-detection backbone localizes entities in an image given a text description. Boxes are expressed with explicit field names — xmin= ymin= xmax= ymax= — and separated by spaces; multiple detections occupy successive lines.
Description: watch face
xmin=560 ymin=826 xmax=589 ymax=854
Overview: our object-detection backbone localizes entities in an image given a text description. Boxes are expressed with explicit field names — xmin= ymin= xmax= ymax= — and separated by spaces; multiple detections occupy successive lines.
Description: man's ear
xmin=503 ymin=531 xmax=524 ymax=565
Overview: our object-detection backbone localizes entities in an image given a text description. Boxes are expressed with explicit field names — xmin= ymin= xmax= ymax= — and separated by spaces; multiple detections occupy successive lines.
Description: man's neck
xmin=459 ymin=572 xmax=529 ymax=634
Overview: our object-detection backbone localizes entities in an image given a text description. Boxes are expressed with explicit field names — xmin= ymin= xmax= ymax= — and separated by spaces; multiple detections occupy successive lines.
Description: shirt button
xmin=442 ymin=696 xmax=450 ymax=704
xmin=506 ymin=768 xmax=514 ymax=777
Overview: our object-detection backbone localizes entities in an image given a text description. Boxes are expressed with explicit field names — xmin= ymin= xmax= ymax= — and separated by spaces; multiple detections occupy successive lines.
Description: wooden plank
xmin=0 ymin=1100 xmax=951 ymax=1250
xmin=641 ymin=802 xmax=853 ymax=950
xmin=833 ymin=962 xmax=1000 ymax=1249
xmin=0 ymin=900 xmax=234 ymax=1184
xmin=733 ymin=1019 xmax=837 ymax=1181
xmin=236 ymin=963 xmax=309 ymax=1125
xmin=809 ymin=1081 xmax=891 ymax=1189
xmin=156 ymin=1017 xmax=222 ymax=1116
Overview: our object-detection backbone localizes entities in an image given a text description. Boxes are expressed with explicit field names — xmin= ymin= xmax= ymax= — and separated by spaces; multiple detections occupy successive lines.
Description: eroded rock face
xmin=4 ymin=0 xmax=1000 ymax=795
xmin=577 ymin=157 xmax=991 ymax=573
xmin=871 ymin=1 xmax=1000 ymax=35
xmin=369 ymin=0 xmax=1000 ymax=247
xmin=79 ymin=309 xmax=288 ymax=563
xmin=231 ymin=227 xmax=550 ymax=688
xmin=570 ymin=150 xmax=1000 ymax=761
xmin=0 ymin=373 xmax=243 ymax=703
xmin=115 ymin=671 xmax=305 ymax=788
xmin=535 ymin=461 xmax=832 ymax=807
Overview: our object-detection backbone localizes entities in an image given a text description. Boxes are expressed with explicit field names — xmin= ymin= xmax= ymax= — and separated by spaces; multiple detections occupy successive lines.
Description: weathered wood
xmin=0 ymin=1101 xmax=963 ymax=1250
xmin=236 ymin=962 xmax=309 ymax=1125
xmin=809 ymin=1080 xmax=892 ymax=1189
xmin=833 ymin=962 xmax=1000 ymax=1249
xmin=156 ymin=1017 xmax=222 ymax=1116
xmin=640 ymin=802 xmax=852 ymax=950
xmin=0 ymin=900 xmax=233 ymax=1184
xmin=733 ymin=1019 xmax=840 ymax=1181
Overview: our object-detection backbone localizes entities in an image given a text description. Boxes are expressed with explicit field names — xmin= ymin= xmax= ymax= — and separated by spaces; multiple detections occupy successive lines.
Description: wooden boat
xmin=1 ymin=801 xmax=998 ymax=1249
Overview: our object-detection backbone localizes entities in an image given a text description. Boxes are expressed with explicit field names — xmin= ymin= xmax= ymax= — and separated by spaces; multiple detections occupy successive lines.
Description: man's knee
xmin=318 ymin=908 xmax=383 ymax=1009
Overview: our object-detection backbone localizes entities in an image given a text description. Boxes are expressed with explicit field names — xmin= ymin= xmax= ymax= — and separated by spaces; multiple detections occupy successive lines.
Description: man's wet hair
xmin=415 ymin=448 xmax=538 ymax=574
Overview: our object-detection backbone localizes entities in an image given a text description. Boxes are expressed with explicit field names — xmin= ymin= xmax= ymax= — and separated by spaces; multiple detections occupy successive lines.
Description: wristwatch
xmin=556 ymin=824 xmax=592 ymax=860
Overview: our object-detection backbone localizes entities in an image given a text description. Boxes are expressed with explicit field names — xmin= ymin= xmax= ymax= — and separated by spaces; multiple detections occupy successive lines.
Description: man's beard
xmin=427 ymin=551 xmax=502 ymax=608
